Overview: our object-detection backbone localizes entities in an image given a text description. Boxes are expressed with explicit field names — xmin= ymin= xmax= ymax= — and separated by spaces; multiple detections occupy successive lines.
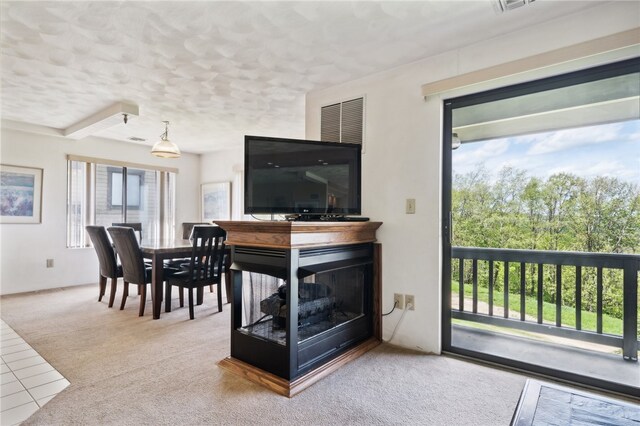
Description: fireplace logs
xmin=260 ymin=282 xmax=335 ymax=329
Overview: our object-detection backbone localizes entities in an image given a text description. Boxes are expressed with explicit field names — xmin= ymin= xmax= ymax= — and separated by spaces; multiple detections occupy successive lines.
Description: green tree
xmin=541 ymin=173 xmax=584 ymax=251
xmin=451 ymin=165 xmax=640 ymax=322
xmin=577 ymin=177 xmax=640 ymax=253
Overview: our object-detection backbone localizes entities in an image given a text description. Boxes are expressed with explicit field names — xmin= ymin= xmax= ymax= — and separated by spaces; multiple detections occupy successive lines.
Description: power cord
xmin=383 ymin=302 xmax=413 ymax=343
xmin=382 ymin=300 xmax=398 ymax=316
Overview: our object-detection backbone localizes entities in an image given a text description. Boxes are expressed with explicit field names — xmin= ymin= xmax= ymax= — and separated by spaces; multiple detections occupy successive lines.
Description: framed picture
xmin=0 ymin=164 xmax=43 ymax=224
xmin=201 ymin=181 xmax=231 ymax=222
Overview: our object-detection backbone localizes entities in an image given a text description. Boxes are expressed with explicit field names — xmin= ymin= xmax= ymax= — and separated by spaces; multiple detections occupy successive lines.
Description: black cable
xmin=382 ymin=300 xmax=398 ymax=316
xmin=243 ymin=314 xmax=270 ymax=328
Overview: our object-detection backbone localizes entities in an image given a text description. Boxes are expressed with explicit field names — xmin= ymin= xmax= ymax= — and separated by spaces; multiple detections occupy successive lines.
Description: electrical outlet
xmin=394 ymin=293 xmax=404 ymax=310
xmin=46 ymin=259 xmax=54 ymax=268
xmin=406 ymin=198 xmax=416 ymax=214
xmin=405 ymin=294 xmax=415 ymax=310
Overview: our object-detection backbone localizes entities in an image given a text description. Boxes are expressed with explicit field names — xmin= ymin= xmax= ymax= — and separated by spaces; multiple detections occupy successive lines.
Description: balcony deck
xmin=448 ymin=246 xmax=639 ymax=395
xmin=451 ymin=325 xmax=639 ymax=394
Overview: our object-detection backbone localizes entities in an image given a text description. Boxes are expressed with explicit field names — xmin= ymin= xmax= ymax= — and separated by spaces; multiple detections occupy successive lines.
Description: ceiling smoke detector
xmin=494 ymin=0 xmax=536 ymax=13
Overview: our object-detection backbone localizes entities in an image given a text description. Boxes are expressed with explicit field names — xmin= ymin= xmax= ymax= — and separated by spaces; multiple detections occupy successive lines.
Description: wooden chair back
xmin=182 ymin=222 xmax=210 ymax=240
xmin=184 ymin=226 xmax=226 ymax=285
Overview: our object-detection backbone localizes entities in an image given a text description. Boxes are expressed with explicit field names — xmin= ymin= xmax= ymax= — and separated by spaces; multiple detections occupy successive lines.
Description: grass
xmin=451 ymin=280 xmax=624 ymax=336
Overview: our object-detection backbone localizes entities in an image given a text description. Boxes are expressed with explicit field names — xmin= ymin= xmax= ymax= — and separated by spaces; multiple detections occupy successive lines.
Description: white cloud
xmin=454 ymin=138 xmax=509 ymax=165
xmin=542 ymin=159 xmax=639 ymax=184
xmin=454 ymin=121 xmax=640 ymax=185
xmin=526 ymin=123 xmax=623 ymax=155
xmin=453 ymin=138 xmax=512 ymax=182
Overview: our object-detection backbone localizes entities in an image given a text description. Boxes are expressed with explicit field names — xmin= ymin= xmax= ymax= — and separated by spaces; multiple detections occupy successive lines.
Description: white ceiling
xmin=0 ymin=1 xmax=606 ymax=154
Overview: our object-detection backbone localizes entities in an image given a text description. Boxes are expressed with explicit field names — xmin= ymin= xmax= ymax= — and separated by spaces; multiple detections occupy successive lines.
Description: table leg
xmin=151 ymin=255 xmax=164 ymax=319
xmin=197 ymin=287 xmax=204 ymax=305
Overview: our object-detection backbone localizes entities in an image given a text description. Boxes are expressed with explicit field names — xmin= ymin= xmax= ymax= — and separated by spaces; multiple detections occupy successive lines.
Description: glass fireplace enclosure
xmin=230 ymin=243 xmax=374 ymax=380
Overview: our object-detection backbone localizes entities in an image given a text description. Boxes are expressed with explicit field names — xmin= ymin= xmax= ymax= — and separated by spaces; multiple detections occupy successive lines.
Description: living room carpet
xmin=512 ymin=379 xmax=640 ymax=425
xmin=0 ymin=284 xmax=529 ymax=425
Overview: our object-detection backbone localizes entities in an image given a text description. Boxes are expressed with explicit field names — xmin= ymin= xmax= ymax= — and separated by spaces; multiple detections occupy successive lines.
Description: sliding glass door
xmin=442 ymin=58 xmax=640 ymax=396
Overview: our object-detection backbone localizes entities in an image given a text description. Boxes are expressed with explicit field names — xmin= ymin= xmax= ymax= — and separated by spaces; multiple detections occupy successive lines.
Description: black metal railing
xmin=451 ymin=247 xmax=639 ymax=361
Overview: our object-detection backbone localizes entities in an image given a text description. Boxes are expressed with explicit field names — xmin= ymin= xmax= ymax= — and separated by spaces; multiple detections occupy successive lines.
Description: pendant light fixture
xmin=151 ymin=121 xmax=181 ymax=158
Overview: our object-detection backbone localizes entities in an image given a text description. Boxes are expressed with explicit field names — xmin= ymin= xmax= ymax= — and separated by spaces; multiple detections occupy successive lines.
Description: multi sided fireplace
xmin=216 ymin=221 xmax=382 ymax=395
xmin=233 ymin=244 xmax=372 ymax=379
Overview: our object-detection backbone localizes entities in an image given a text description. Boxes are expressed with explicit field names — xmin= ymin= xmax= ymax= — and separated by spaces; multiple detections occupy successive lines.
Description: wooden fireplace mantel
xmin=214 ymin=220 xmax=382 ymax=249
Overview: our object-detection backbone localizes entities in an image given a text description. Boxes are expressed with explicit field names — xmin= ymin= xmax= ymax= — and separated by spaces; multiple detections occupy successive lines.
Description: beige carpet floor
xmin=1 ymin=283 xmax=527 ymax=425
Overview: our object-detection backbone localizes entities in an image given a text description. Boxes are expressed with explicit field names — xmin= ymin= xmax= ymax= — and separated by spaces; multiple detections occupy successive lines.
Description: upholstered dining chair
xmin=86 ymin=225 xmax=124 ymax=308
xmin=112 ymin=222 xmax=142 ymax=241
xmin=165 ymin=225 xmax=226 ymax=319
xmin=108 ymin=226 xmax=177 ymax=316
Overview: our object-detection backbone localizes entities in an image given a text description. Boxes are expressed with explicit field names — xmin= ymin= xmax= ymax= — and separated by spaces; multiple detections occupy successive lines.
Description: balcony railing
xmin=451 ymin=247 xmax=639 ymax=361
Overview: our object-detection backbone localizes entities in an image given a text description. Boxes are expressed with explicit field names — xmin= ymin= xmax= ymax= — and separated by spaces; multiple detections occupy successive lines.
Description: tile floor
xmin=1 ymin=319 xmax=69 ymax=425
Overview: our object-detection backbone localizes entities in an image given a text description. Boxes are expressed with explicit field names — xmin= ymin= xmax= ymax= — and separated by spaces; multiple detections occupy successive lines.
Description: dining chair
xmin=165 ymin=225 xmax=226 ymax=319
xmin=107 ymin=226 xmax=177 ymax=316
xmin=181 ymin=222 xmax=210 ymax=240
xmin=86 ymin=225 xmax=125 ymax=308
xmin=112 ymin=222 xmax=142 ymax=241
xmin=177 ymin=223 xmax=222 ymax=296
xmin=164 ymin=222 xmax=210 ymax=270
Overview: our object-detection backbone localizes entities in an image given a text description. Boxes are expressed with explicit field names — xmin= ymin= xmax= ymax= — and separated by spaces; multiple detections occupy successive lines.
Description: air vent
xmin=321 ymin=97 xmax=364 ymax=145
xmin=341 ymin=98 xmax=364 ymax=144
xmin=494 ymin=0 xmax=535 ymax=12
xmin=321 ymin=103 xmax=341 ymax=142
xmin=234 ymin=247 xmax=286 ymax=258
xmin=128 ymin=136 xmax=146 ymax=142
xmin=301 ymin=245 xmax=364 ymax=258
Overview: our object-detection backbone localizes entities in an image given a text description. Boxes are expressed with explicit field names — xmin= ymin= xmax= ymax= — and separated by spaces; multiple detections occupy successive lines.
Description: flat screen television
xmin=244 ymin=135 xmax=361 ymax=218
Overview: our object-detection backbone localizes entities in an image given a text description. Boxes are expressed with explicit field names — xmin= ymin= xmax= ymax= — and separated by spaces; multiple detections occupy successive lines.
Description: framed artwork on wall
xmin=201 ymin=181 xmax=231 ymax=222
xmin=0 ymin=164 xmax=43 ymax=224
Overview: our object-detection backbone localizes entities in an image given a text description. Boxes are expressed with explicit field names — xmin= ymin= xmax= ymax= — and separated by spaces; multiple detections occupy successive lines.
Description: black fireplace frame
xmin=230 ymin=243 xmax=375 ymax=380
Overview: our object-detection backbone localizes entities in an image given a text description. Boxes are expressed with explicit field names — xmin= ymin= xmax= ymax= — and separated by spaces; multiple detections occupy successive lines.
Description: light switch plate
xmin=406 ymin=198 xmax=416 ymax=214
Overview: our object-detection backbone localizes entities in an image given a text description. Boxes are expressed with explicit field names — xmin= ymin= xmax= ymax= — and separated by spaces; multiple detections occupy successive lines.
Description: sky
xmin=452 ymin=120 xmax=640 ymax=185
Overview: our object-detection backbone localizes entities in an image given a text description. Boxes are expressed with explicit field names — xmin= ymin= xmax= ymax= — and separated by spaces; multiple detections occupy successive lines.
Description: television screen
xmin=244 ymin=136 xmax=361 ymax=216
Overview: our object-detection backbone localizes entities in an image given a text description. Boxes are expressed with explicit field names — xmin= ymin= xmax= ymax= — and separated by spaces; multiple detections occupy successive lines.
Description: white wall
xmin=305 ymin=3 xmax=640 ymax=353
xmin=200 ymin=148 xmax=244 ymax=220
xmin=0 ymin=123 xmax=201 ymax=295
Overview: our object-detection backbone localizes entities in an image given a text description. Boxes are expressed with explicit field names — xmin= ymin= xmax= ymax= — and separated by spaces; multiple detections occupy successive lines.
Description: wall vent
xmin=494 ymin=0 xmax=535 ymax=13
xmin=321 ymin=97 xmax=364 ymax=145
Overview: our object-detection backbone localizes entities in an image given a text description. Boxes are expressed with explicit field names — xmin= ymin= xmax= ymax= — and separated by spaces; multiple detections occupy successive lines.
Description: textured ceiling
xmin=1 ymin=1 xmax=604 ymax=153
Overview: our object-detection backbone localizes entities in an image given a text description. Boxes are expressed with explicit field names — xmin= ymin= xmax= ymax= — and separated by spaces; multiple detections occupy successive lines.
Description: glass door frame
xmin=441 ymin=57 xmax=640 ymax=396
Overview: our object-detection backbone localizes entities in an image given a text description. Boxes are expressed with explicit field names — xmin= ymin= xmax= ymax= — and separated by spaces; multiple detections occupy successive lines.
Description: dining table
xmin=140 ymin=239 xmax=231 ymax=319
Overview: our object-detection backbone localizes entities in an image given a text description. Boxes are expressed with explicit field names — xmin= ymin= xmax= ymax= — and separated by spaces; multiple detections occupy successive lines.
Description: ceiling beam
xmin=64 ymin=102 xmax=139 ymax=140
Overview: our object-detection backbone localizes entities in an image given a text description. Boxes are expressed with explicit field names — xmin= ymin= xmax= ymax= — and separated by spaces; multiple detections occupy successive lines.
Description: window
xmin=108 ymin=168 xmax=143 ymax=208
xmin=66 ymin=156 xmax=177 ymax=248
